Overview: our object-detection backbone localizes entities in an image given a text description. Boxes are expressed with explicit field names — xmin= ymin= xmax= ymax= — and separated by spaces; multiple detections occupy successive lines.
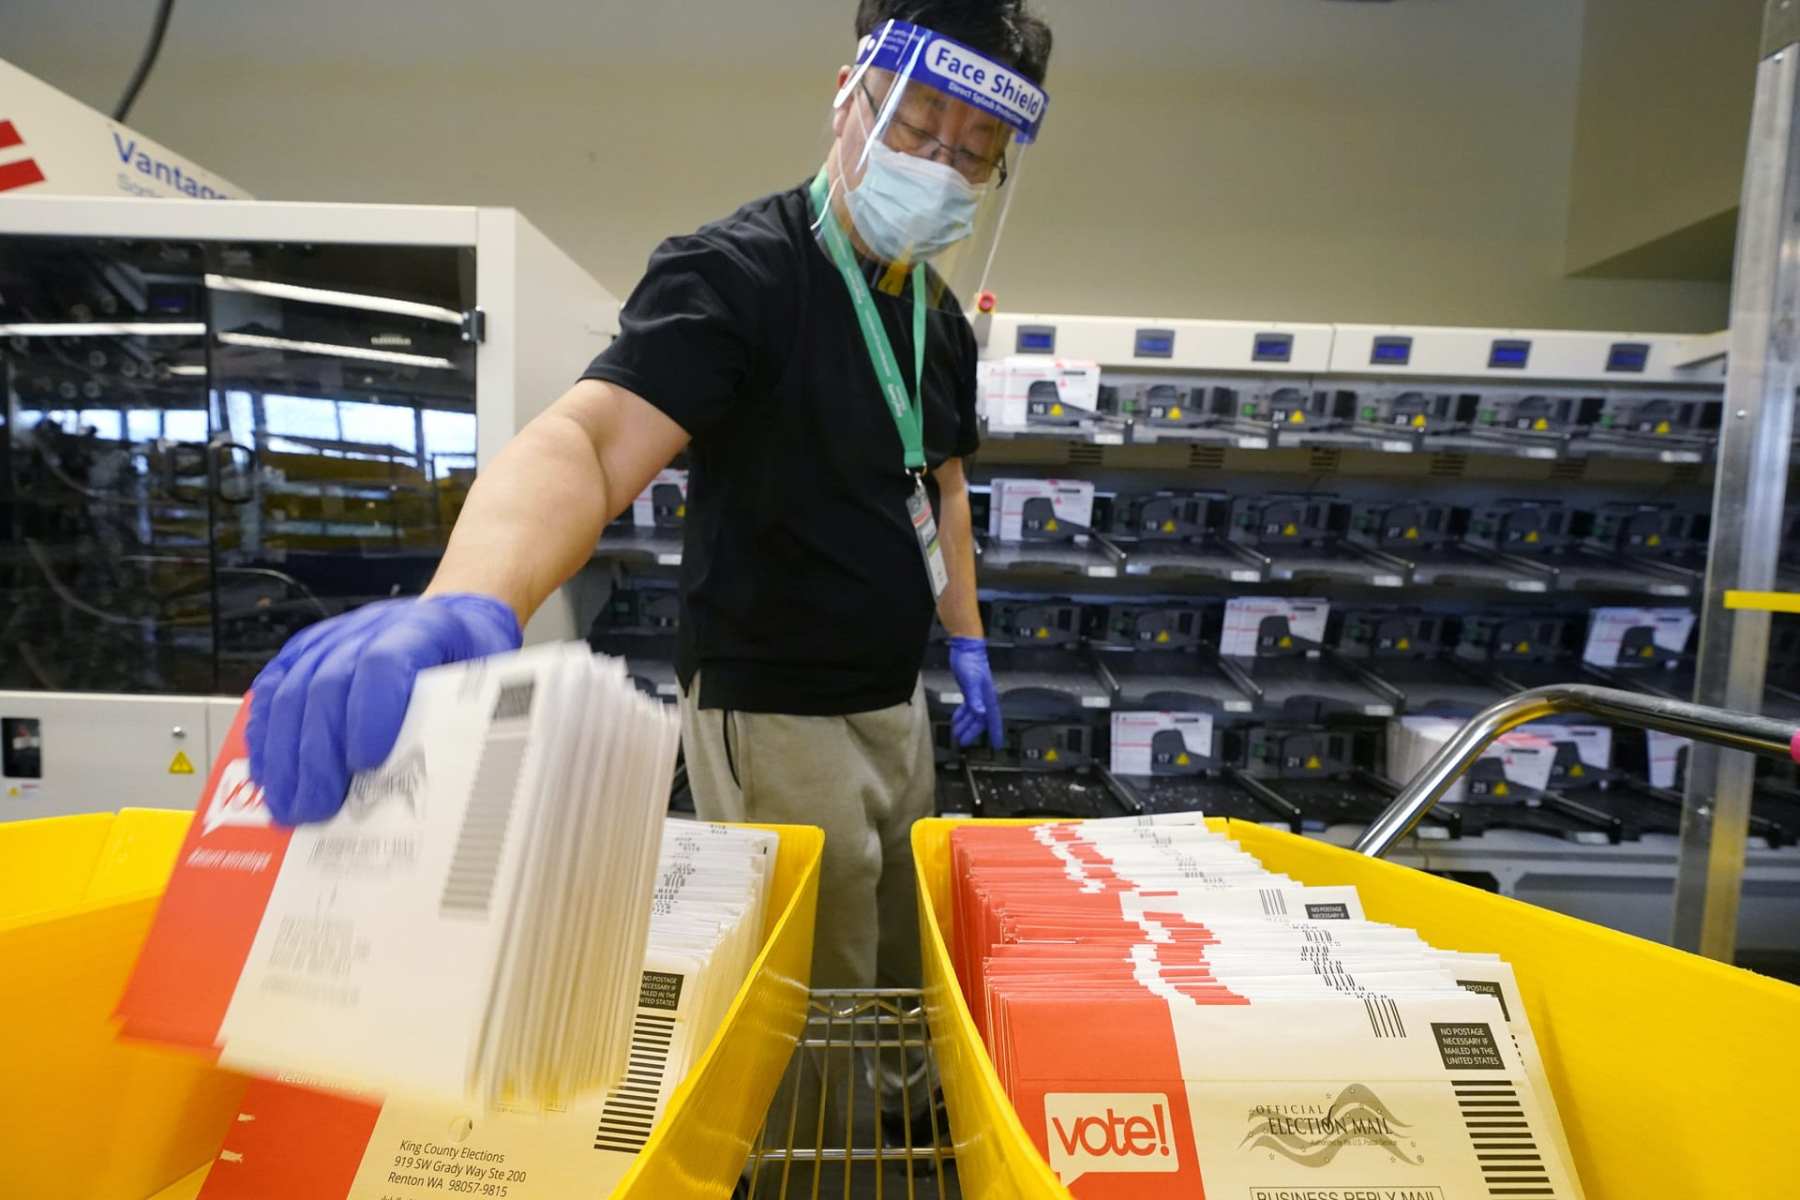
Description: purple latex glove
xmin=245 ymin=594 xmax=522 ymax=825
xmin=948 ymin=636 xmax=1005 ymax=749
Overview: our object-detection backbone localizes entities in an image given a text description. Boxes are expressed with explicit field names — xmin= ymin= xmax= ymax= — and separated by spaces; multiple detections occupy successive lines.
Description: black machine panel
xmin=1 ymin=235 xmax=479 ymax=695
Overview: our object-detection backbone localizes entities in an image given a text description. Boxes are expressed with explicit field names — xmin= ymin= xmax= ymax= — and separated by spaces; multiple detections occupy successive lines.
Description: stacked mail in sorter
xmin=119 ymin=643 xmax=680 ymax=1111
xmin=186 ymin=822 xmax=778 ymax=1200
xmin=953 ymin=814 xmax=1587 ymax=1198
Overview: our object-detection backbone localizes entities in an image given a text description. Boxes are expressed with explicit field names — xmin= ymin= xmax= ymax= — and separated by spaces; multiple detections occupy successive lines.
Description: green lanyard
xmin=810 ymin=168 xmax=928 ymax=473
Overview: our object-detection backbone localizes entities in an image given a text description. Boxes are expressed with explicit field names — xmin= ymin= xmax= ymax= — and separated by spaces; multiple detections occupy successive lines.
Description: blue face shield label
xmin=852 ymin=19 xmax=1049 ymax=143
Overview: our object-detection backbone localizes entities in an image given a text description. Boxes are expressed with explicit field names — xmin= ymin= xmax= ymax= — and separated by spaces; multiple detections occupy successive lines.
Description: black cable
xmin=111 ymin=0 xmax=178 ymax=123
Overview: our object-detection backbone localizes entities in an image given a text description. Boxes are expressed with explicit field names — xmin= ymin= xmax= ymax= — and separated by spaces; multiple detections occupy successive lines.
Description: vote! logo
xmin=0 ymin=120 xmax=47 ymax=193
xmin=1043 ymin=1092 xmax=1179 ymax=1186
xmin=201 ymin=758 xmax=272 ymax=835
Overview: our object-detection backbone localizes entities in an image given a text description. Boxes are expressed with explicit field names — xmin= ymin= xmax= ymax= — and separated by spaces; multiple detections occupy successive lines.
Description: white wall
xmin=6 ymin=0 xmax=1734 ymax=333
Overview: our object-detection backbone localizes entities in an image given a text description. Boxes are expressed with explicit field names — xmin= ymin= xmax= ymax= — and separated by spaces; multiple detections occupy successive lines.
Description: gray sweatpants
xmin=678 ymin=674 xmax=936 ymax=992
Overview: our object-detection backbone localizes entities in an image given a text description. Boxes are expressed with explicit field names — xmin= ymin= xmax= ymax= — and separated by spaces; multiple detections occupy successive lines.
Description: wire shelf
xmin=743 ymin=988 xmax=958 ymax=1199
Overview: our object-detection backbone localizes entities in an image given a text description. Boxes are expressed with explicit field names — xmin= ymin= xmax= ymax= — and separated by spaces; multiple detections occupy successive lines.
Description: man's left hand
xmin=948 ymin=636 xmax=1004 ymax=749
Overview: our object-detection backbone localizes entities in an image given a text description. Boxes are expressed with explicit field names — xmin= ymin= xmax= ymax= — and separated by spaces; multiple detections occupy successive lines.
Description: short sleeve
xmin=951 ymin=314 xmax=981 ymax=459
xmin=580 ymin=235 xmax=762 ymax=438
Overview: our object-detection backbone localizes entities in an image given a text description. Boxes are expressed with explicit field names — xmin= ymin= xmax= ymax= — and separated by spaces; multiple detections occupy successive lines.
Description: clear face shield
xmin=815 ymin=19 xmax=1049 ymax=310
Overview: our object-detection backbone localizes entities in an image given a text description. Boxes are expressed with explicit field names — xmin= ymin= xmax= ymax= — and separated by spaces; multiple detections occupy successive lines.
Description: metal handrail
xmin=1355 ymin=684 xmax=1800 ymax=858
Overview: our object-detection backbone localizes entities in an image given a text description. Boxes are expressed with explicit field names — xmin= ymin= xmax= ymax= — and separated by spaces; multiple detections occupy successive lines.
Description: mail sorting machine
xmin=0 ymin=196 xmax=620 ymax=818
xmin=591 ymin=312 xmax=1800 ymax=958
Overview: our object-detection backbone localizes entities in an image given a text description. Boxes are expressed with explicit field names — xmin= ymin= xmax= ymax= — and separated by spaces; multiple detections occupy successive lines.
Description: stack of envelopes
xmin=951 ymin=814 xmax=1586 ymax=1198
xmin=121 ymin=643 xmax=680 ymax=1112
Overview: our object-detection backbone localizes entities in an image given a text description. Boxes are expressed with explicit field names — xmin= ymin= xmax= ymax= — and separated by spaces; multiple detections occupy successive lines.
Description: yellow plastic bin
xmin=0 ymin=809 xmax=115 ymax=916
xmin=914 ymin=815 xmax=1800 ymax=1200
xmin=10 ymin=813 xmax=820 ymax=1200
xmin=1 ymin=809 xmax=246 ymax=1200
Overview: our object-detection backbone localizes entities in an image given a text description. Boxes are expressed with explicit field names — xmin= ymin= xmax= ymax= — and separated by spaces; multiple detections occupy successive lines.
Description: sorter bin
xmin=915 ymin=814 xmax=1800 ymax=1200
xmin=10 ymin=811 xmax=820 ymax=1200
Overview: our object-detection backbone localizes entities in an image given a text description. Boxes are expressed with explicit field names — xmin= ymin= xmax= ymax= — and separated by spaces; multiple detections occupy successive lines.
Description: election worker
xmin=244 ymin=0 xmax=1053 ymax=1013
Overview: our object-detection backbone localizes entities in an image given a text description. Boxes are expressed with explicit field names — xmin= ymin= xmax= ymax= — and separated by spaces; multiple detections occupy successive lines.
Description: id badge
xmin=908 ymin=479 xmax=950 ymax=601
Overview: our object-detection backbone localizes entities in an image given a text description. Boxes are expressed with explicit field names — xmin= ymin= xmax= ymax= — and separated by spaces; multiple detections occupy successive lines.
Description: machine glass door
xmin=0 ymin=236 xmax=218 ymax=694
xmin=202 ymin=242 xmax=478 ymax=693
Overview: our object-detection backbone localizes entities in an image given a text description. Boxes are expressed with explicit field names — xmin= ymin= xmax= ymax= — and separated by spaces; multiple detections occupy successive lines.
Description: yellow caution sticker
xmin=1288 ymin=410 xmax=1306 ymax=424
xmin=1655 ymin=419 xmax=1671 ymax=434
xmin=1525 ymin=530 xmax=1540 ymax=544
xmin=1411 ymin=414 xmax=1427 ymax=428
xmin=5 ymin=785 xmax=18 ymax=799
xmin=1161 ymin=519 xmax=1177 ymax=533
xmin=1533 ymin=417 xmax=1549 ymax=432
xmin=1641 ymin=645 xmax=1656 ymax=658
xmin=1175 ymin=753 xmax=1191 ymax=767
xmin=1647 ymin=533 xmax=1661 ymax=546
xmin=1494 ymin=782 xmax=1510 ymax=797
xmin=1516 ymin=642 xmax=1531 ymax=654
xmin=1282 ymin=522 xmax=1299 ymax=537
xmin=676 ymin=503 xmax=687 ymax=519
xmin=1570 ymin=764 xmax=1585 ymax=777
xmin=1404 ymin=527 xmax=1419 ymax=540
xmin=1397 ymin=638 xmax=1411 ymax=651
xmin=1156 ymin=630 xmax=1171 ymax=644
xmin=1279 ymin=635 xmax=1294 ymax=649
xmin=1051 ymin=403 xmax=1065 ymax=416
xmin=1045 ymin=518 xmax=1059 ymax=532
xmin=1305 ymin=755 xmax=1322 ymax=770
xmin=1168 ymin=406 xmax=1183 ymax=420
xmin=1035 ymin=627 xmax=1050 ymax=640
xmin=1044 ymin=748 xmax=1060 ymax=763
xmin=168 ymin=750 xmax=195 ymax=776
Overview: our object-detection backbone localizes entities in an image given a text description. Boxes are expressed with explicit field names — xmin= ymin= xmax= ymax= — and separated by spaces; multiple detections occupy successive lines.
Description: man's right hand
xmin=245 ymin=594 xmax=522 ymax=824
xmin=242 ymin=376 xmax=687 ymax=824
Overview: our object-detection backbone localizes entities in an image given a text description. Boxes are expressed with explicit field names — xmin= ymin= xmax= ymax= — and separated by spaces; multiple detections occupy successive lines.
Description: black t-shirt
xmin=582 ymin=183 xmax=980 ymax=715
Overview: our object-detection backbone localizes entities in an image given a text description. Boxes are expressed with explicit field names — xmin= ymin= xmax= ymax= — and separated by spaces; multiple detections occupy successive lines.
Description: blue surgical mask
xmin=844 ymin=140 xmax=983 ymax=263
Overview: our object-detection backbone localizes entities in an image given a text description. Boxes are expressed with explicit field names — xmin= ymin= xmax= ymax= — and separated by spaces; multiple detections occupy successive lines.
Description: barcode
xmin=1314 ymin=961 xmax=1357 ymax=992
xmin=1452 ymin=1079 xmax=1553 ymax=1196
xmin=1258 ymin=888 xmax=1289 ymax=916
xmin=439 ymin=737 xmax=526 ymax=916
xmin=492 ymin=680 xmax=536 ymax=722
xmin=593 ymin=1012 xmax=678 ymax=1153
xmin=1362 ymin=995 xmax=1407 ymax=1038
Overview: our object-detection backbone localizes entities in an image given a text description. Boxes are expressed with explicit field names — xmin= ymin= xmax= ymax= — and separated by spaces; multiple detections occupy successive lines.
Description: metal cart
xmin=743 ymin=990 xmax=957 ymax=1199
xmin=1354 ymin=683 xmax=1800 ymax=857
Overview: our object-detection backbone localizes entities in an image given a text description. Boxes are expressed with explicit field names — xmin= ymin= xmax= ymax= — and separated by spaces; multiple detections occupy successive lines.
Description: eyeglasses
xmin=859 ymin=79 xmax=1009 ymax=187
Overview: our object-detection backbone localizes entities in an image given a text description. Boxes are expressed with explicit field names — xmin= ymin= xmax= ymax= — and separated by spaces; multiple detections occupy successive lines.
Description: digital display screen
xmin=1016 ymin=326 xmax=1056 ymax=354
xmin=146 ymin=284 xmax=196 ymax=317
xmin=1489 ymin=340 xmax=1531 ymax=369
xmin=1134 ymin=329 xmax=1175 ymax=359
xmin=1253 ymin=333 xmax=1294 ymax=364
xmin=1606 ymin=342 xmax=1650 ymax=373
xmin=1371 ymin=337 xmax=1413 ymax=366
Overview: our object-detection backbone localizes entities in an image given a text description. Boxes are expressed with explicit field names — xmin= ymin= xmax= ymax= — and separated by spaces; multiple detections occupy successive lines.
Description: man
xmin=245 ymin=0 xmax=1053 ymax=1006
